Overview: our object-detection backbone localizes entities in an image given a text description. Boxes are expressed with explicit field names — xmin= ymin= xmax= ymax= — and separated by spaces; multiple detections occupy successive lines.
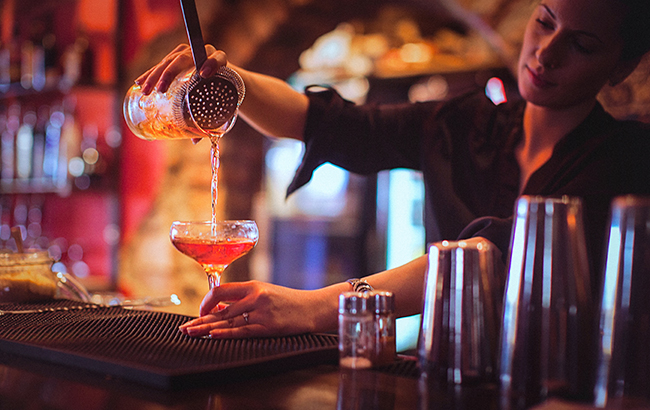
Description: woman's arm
xmin=178 ymin=254 xmax=429 ymax=339
xmin=355 ymin=254 xmax=428 ymax=318
xmin=235 ymin=66 xmax=309 ymax=140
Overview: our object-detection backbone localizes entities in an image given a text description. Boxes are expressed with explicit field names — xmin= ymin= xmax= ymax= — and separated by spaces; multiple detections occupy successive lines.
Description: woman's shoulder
xmin=426 ymin=88 xmax=525 ymax=135
xmin=610 ymin=115 xmax=650 ymax=143
xmin=605 ymin=115 xmax=650 ymax=173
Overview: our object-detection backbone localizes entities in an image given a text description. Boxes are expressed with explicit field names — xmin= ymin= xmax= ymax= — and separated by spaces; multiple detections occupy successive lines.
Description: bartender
xmin=134 ymin=0 xmax=650 ymax=339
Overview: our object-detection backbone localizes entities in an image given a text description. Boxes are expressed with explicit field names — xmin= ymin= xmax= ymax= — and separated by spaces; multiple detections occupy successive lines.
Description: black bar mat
xmin=0 ymin=300 xmax=338 ymax=389
xmin=375 ymin=356 xmax=420 ymax=379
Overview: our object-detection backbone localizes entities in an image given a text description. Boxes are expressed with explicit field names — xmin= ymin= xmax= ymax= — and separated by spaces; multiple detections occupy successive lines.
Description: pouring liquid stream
xmin=209 ymin=134 xmax=224 ymax=288
xmin=210 ymin=135 xmax=220 ymax=229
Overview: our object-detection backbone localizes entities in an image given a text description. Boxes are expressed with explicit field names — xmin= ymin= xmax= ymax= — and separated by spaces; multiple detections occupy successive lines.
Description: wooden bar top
xmin=3 ymin=351 xmax=650 ymax=409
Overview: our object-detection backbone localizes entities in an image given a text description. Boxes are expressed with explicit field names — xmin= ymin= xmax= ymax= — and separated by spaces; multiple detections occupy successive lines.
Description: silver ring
xmin=242 ymin=312 xmax=249 ymax=324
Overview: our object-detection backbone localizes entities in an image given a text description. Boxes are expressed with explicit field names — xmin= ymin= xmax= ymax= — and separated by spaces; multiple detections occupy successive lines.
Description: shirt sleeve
xmin=457 ymin=216 xmax=514 ymax=264
xmin=286 ymin=86 xmax=440 ymax=196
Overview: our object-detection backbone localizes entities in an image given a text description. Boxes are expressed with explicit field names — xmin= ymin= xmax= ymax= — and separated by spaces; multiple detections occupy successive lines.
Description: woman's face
xmin=517 ymin=0 xmax=627 ymax=109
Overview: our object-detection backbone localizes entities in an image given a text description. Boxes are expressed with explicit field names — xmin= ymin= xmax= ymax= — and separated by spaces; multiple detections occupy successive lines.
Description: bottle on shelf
xmin=20 ymin=40 xmax=33 ymax=90
xmin=45 ymin=105 xmax=66 ymax=189
xmin=15 ymin=110 xmax=36 ymax=181
xmin=1 ymin=105 xmax=19 ymax=184
xmin=30 ymin=106 xmax=48 ymax=183
xmin=0 ymin=44 xmax=10 ymax=92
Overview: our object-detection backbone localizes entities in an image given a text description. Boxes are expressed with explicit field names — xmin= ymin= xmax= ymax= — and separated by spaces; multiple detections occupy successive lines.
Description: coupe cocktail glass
xmin=170 ymin=220 xmax=259 ymax=289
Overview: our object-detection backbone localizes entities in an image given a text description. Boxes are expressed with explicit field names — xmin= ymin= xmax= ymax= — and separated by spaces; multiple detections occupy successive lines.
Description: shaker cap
xmin=339 ymin=291 xmax=373 ymax=315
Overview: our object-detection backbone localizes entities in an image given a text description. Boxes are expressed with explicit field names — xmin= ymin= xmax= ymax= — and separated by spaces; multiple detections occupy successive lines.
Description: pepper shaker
xmin=371 ymin=291 xmax=396 ymax=366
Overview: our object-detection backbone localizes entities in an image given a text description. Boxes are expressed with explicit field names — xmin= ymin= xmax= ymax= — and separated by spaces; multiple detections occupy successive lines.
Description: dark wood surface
xmin=0 ymin=352 xmax=423 ymax=410
xmin=2 ymin=349 xmax=650 ymax=409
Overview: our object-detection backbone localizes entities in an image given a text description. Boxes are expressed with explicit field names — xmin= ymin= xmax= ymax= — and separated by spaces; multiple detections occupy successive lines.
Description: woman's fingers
xmin=135 ymin=44 xmax=228 ymax=95
xmin=198 ymin=281 xmax=257 ymax=316
xmin=136 ymin=46 xmax=184 ymax=94
xmin=134 ymin=67 xmax=155 ymax=86
xmin=177 ymin=282 xmax=258 ymax=335
xmin=198 ymin=48 xmax=226 ymax=78
xmin=178 ymin=315 xmax=216 ymax=335
xmin=178 ymin=281 xmax=319 ymax=339
xmin=179 ymin=308 xmax=263 ymax=338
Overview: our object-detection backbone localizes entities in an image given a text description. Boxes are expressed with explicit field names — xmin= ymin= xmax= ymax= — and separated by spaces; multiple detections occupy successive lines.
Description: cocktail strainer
xmin=177 ymin=0 xmax=245 ymax=134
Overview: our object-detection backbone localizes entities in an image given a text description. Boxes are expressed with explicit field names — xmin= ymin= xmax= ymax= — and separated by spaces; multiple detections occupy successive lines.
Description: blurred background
xmin=1 ymin=0 xmax=649 ymax=348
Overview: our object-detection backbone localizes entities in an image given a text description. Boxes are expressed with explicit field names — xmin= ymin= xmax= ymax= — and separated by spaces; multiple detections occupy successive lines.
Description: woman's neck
xmin=516 ymin=99 xmax=597 ymax=191
xmin=522 ymin=100 xmax=597 ymax=150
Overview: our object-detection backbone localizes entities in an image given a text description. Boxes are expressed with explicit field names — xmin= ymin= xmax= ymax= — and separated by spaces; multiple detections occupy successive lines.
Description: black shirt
xmin=288 ymin=87 xmax=650 ymax=282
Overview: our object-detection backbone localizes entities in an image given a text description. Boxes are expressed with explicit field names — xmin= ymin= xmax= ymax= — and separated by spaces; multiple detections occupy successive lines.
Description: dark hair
xmin=618 ymin=0 xmax=650 ymax=60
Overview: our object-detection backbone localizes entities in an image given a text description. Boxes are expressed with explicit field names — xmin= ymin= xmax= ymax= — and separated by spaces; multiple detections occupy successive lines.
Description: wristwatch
xmin=346 ymin=278 xmax=374 ymax=293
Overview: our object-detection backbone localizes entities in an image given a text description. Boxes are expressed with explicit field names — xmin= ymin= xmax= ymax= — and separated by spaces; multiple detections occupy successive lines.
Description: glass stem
xmin=207 ymin=273 xmax=221 ymax=290
xmin=205 ymin=265 xmax=226 ymax=290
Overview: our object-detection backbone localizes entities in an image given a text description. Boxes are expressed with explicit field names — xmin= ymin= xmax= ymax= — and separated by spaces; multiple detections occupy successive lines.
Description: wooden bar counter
xmin=4 ymin=352 xmax=641 ymax=410
xmin=0 ymin=300 xmax=648 ymax=409
xmin=0 ymin=354 xmax=422 ymax=409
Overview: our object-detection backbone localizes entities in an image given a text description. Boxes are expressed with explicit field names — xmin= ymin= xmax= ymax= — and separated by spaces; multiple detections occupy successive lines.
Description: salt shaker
xmin=371 ymin=291 xmax=396 ymax=366
xmin=338 ymin=291 xmax=374 ymax=369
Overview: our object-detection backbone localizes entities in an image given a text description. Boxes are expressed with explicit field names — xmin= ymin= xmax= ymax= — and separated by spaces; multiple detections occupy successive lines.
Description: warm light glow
xmin=83 ymin=148 xmax=99 ymax=165
xmin=399 ymin=42 xmax=432 ymax=64
xmin=77 ymin=0 xmax=116 ymax=32
xmin=131 ymin=0 xmax=181 ymax=43
xmin=299 ymin=23 xmax=354 ymax=70
xmin=68 ymin=157 xmax=85 ymax=177
xmin=408 ymin=75 xmax=449 ymax=103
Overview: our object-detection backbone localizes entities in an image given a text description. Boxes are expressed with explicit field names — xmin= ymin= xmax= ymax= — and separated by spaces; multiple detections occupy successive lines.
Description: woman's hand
xmin=178 ymin=280 xmax=338 ymax=339
xmin=135 ymin=44 xmax=228 ymax=95
xmin=132 ymin=42 xmax=309 ymax=142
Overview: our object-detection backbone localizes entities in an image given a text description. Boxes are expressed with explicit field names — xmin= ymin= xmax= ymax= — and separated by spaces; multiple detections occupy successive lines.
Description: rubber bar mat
xmin=0 ymin=300 xmax=338 ymax=389
xmin=374 ymin=356 xmax=420 ymax=379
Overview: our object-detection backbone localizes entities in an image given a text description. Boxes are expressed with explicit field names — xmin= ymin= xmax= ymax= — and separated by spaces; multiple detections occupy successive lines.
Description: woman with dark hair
xmin=136 ymin=0 xmax=650 ymax=339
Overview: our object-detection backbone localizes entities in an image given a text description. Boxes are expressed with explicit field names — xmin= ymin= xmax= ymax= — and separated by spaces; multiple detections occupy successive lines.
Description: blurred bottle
xmin=12 ymin=195 xmax=28 ymax=232
xmin=31 ymin=42 xmax=46 ymax=91
xmin=0 ymin=196 xmax=10 ymax=245
xmin=0 ymin=109 xmax=8 ymax=180
xmin=31 ymin=105 xmax=49 ymax=184
xmin=20 ymin=40 xmax=33 ymax=90
xmin=7 ymin=28 xmax=21 ymax=86
xmin=81 ymin=124 xmax=100 ymax=175
xmin=44 ymin=105 xmax=64 ymax=185
xmin=26 ymin=196 xmax=44 ymax=248
xmin=61 ymin=42 xmax=81 ymax=90
xmin=30 ymin=17 xmax=56 ymax=90
xmin=1 ymin=104 xmax=20 ymax=184
xmin=60 ymin=96 xmax=81 ymax=192
xmin=16 ymin=110 xmax=36 ymax=180
xmin=0 ymin=43 xmax=10 ymax=92
xmin=67 ymin=123 xmax=100 ymax=190
xmin=60 ymin=35 xmax=93 ymax=91
xmin=42 ymin=31 xmax=58 ymax=88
